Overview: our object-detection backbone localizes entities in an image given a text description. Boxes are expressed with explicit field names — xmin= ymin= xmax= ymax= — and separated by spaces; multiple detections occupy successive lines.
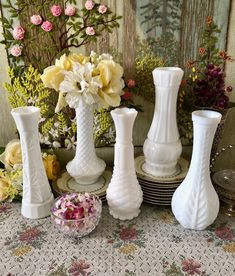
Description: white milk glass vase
xmin=11 ymin=106 xmax=54 ymax=219
xmin=172 ymin=110 xmax=222 ymax=230
xmin=143 ymin=67 xmax=184 ymax=176
xmin=106 ymin=107 xmax=143 ymax=220
xmin=66 ymin=99 xmax=106 ymax=184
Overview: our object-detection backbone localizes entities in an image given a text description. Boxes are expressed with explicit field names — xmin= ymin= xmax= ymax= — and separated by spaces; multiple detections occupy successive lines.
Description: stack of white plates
xmin=135 ymin=156 xmax=189 ymax=205
xmin=52 ymin=170 xmax=112 ymax=202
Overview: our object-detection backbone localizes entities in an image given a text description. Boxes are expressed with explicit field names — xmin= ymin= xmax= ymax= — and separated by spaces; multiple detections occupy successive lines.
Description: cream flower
xmin=96 ymin=60 xmax=124 ymax=107
xmin=59 ymin=62 xmax=102 ymax=108
xmin=0 ymin=139 xmax=22 ymax=171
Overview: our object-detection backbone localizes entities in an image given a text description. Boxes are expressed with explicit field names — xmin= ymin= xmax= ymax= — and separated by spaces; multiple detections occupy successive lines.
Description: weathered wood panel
xmin=225 ymin=0 xmax=235 ymax=102
xmin=123 ymin=0 xmax=136 ymax=79
xmin=179 ymin=0 xmax=214 ymax=68
xmin=0 ymin=7 xmax=17 ymax=146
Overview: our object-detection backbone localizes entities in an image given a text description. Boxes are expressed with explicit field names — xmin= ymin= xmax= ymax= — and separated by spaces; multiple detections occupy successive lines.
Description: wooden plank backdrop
xmin=0 ymin=0 xmax=234 ymax=147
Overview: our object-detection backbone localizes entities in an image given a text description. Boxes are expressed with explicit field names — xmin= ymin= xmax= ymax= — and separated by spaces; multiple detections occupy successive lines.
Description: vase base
xmin=143 ymin=161 xmax=178 ymax=177
xmin=66 ymin=159 xmax=106 ymax=185
xmin=109 ymin=208 xmax=141 ymax=220
xmin=21 ymin=194 xmax=54 ymax=219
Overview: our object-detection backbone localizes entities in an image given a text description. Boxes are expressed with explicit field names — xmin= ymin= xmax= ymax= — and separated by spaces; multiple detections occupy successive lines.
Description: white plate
xmin=139 ymin=180 xmax=179 ymax=190
xmin=135 ymin=155 xmax=188 ymax=184
xmin=52 ymin=170 xmax=112 ymax=197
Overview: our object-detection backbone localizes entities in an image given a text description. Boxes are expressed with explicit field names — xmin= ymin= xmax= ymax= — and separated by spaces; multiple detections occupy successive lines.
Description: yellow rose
xmin=0 ymin=174 xmax=11 ymax=201
xmin=43 ymin=154 xmax=60 ymax=181
xmin=68 ymin=53 xmax=90 ymax=65
xmin=0 ymin=140 xmax=22 ymax=171
xmin=96 ymin=60 xmax=124 ymax=108
xmin=41 ymin=65 xmax=65 ymax=91
xmin=55 ymin=54 xmax=73 ymax=70
xmin=41 ymin=54 xmax=73 ymax=91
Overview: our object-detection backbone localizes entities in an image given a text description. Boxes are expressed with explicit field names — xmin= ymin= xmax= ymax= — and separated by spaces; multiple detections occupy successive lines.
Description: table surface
xmin=0 ymin=202 xmax=235 ymax=276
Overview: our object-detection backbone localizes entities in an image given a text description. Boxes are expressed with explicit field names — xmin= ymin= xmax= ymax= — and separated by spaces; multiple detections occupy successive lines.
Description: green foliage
xmin=94 ymin=109 xmax=114 ymax=147
xmin=135 ymin=39 xmax=164 ymax=103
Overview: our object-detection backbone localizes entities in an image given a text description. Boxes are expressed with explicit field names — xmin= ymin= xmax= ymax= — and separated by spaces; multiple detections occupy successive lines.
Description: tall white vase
xmin=171 ymin=110 xmax=222 ymax=230
xmin=106 ymin=108 xmax=143 ymax=220
xmin=143 ymin=67 xmax=184 ymax=176
xmin=66 ymin=99 xmax=106 ymax=184
xmin=11 ymin=106 xmax=54 ymax=219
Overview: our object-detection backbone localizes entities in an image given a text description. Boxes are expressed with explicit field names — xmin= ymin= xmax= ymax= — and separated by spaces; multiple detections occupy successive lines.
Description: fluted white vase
xmin=11 ymin=106 xmax=54 ymax=219
xmin=66 ymin=99 xmax=106 ymax=184
xmin=106 ymin=107 xmax=143 ymax=220
xmin=143 ymin=67 xmax=184 ymax=176
xmin=172 ymin=110 xmax=222 ymax=230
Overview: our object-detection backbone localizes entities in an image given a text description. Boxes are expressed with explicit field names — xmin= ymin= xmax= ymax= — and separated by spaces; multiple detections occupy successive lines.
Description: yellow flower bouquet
xmin=41 ymin=51 xmax=124 ymax=112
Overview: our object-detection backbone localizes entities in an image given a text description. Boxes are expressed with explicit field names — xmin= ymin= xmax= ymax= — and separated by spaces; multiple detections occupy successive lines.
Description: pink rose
xmin=65 ymin=5 xmax=76 ymax=16
xmin=30 ymin=14 xmax=43 ymax=25
xmin=10 ymin=46 xmax=22 ymax=57
xmin=126 ymin=79 xmax=136 ymax=88
xmin=85 ymin=0 xmax=94 ymax=10
xmin=122 ymin=90 xmax=133 ymax=100
xmin=12 ymin=26 xmax=25 ymax=40
xmin=119 ymin=227 xmax=137 ymax=241
xmin=98 ymin=4 xmax=107 ymax=14
xmin=41 ymin=21 xmax=53 ymax=32
xmin=215 ymin=226 xmax=234 ymax=240
xmin=50 ymin=5 xmax=62 ymax=17
xmin=85 ymin=26 xmax=95 ymax=35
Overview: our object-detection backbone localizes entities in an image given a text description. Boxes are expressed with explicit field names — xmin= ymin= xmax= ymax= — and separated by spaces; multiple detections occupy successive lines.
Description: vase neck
xmin=111 ymin=108 xmax=137 ymax=171
xmin=189 ymin=121 xmax=219 ymax=178
xmin=111 ymin=109 xmax=137 ymax=144
xmin=148 ymin=85 xmax=180 ymax=143
xmin=75 ymin=101 xmax=95 ymax=156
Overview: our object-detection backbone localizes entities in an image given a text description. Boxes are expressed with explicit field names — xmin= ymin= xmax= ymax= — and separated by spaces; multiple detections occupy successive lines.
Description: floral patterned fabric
xmin=0 ymin=202 xmax=235 ymax=276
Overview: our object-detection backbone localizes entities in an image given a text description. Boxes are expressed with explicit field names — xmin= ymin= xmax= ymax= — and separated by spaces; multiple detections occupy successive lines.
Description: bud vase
xmin=66 ymin=99 xmax=106 ymax=184
xmin=11 ymin=106 xmax=54 ymax=219
xmin=106 ymin=107 xmax=143 ymax=220
xmin=172 ymin=110 xmax=222 ymax=230
xmin=143 ymin=67 xmax=184 ymax=176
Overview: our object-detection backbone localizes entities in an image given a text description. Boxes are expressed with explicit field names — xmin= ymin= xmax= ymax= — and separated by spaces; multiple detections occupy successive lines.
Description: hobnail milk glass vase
xmin=11 ymin=106 xmax=54 ymax=219
xmin=143 ymin=67 xmax=184 ymax=176
xmin=172 ymin=110 xmax=222 ymax=230
xmin=66 ymin=99 xmax=106 ymax=184
xmin=106 ymin=107 xmax=143 ymax=220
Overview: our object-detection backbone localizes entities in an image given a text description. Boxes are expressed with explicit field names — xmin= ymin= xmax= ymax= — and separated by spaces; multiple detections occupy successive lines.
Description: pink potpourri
xmin=51 ymin=193 xmax=102 ymax=237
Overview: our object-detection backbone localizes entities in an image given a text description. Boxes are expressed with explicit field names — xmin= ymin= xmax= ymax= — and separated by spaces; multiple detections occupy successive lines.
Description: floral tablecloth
xmin=0 ymin=202 xmax=235 ymax=276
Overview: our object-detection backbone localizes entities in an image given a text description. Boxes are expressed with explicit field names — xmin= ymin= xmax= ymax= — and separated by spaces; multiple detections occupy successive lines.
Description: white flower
xmin=59 ymin=62 xmax=102 ymax=108
xmin=39 ymin=134 xmax=51 ymax=145
xmin=52 ymin=141 xmax=61 ymax=148
xmin=49 ymin=128 xmax=59 ymax=138
xmin=65 ymin=137 xmax=76 ymax=150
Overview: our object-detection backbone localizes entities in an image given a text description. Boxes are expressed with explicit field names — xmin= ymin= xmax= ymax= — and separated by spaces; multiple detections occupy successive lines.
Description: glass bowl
xmin=50 ymin=193 xmax=102 ymax=237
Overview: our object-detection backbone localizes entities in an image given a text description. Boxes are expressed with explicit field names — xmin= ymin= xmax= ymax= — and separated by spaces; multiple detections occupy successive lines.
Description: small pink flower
xmin=12 ymin=26 xmax=25 ymax=40
xmin=85 ymin=0 xmax=94 ymax=10
xmin=126 ymin=79 xmax=136 ymax=88
xmin=65 ymin=5 xmax=76 ymax=16
xmin=50 ymin=5 xmax=62 ymax=17
xmin=122 ymin=90 xmax=133 ymax=100
xmin=10 ymin=46 xmax=22 ymax=57
xmin=41 ymin=21 xmax=53 ymax=32
xmin=85 ymin=26 xmax=95 ymax=35
xmin=98 ymin=4 xmax=107 ymax=14
xmin=30 ymin=14 xmax=43 ymax=25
